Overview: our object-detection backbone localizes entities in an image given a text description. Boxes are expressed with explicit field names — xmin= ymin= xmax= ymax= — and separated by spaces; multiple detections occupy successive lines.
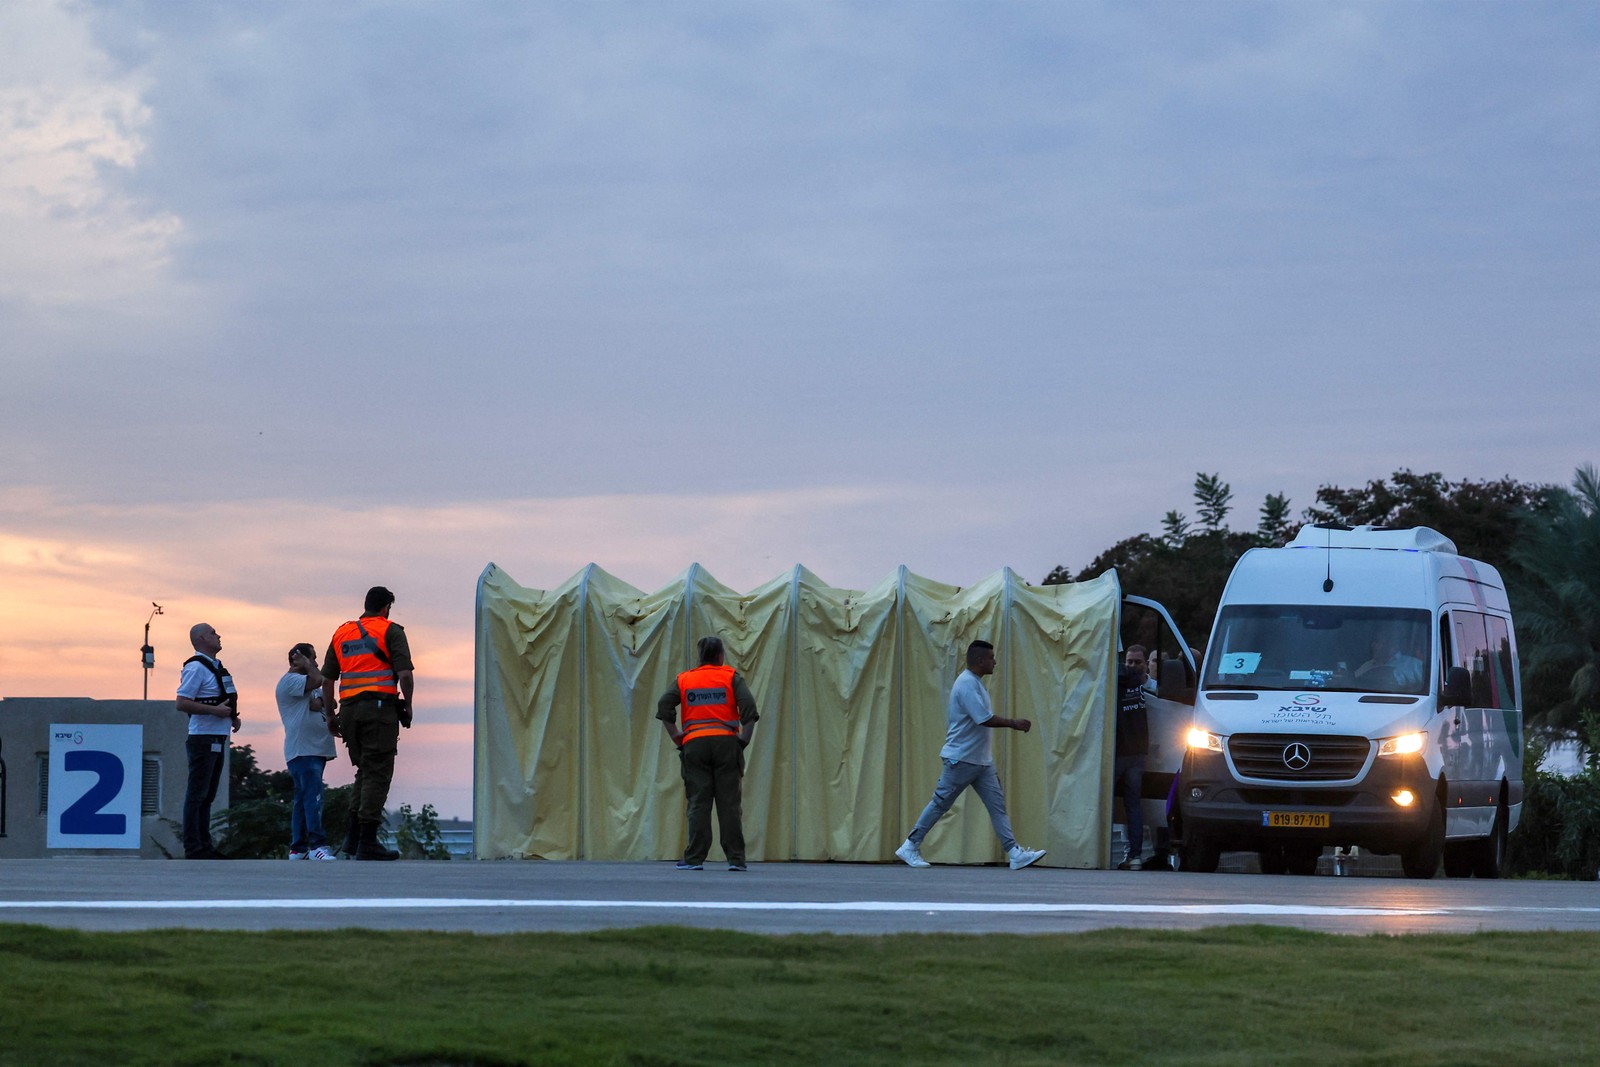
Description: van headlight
xmin=1187 ymin=728 xmax=1224 ymax=753
xmin=1377 ymin=731 xmax=1427 ymax=757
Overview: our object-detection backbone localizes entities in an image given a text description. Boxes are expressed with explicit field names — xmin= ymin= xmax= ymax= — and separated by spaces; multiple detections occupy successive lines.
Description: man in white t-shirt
xmin=895 ymin=640 xmax=1047 ymax=871
xmin=175 ymin=622 xmax=239 ymax=860
xmin=276 ymin=642 xmax=339 ymax=861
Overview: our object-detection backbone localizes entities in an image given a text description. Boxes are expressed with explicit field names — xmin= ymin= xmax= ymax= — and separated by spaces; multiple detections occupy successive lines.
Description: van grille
xmin=1228 ymin=734 xmax=1371 ymax=781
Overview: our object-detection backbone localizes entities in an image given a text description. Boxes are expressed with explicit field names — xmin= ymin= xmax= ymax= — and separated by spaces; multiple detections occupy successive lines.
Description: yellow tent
xmin=474 ymin=563 xmax=1120 ymax=867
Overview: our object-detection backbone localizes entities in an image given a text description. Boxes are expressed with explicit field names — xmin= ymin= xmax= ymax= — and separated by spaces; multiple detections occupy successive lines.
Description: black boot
xmin=339 ymin=810 xmax=361 ymax=858
xmin=355 ymin=820 xmax=399 ymax=861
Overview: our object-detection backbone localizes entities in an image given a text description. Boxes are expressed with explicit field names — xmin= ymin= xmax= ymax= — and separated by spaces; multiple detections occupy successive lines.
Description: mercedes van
xmin=1176 ymin=524 xmax=1522 ymax=879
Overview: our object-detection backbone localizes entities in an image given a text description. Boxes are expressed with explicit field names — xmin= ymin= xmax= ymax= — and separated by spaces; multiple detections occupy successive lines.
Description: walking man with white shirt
xmin=175 ymin=622 xmax=240 ymax=860
xmin=896 ymin=639 xmax=1047 ymax=871
xmin=277 ymin=642 xmax=339 ymax=861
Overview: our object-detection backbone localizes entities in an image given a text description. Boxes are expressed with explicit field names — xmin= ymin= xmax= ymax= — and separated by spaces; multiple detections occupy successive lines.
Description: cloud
xmin=0 ymin=1 xmax=183 ymax=310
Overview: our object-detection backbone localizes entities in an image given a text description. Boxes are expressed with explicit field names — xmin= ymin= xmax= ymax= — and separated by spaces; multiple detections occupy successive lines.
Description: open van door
xmin=1122 ymin=595 xmax=1198 ymax=865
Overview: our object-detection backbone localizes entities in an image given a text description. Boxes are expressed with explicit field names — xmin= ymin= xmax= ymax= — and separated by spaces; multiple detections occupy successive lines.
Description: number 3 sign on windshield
xmin=47 ymin=724 xmax=143 ymax=849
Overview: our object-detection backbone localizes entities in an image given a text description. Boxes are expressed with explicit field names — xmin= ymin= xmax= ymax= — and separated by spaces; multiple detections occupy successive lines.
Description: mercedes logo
xmin=1283 ymin=742 xmax=1312 ymax=771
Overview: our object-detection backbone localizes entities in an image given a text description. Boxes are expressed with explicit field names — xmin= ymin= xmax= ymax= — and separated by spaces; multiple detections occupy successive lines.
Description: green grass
xmin=2 ymin=923 xmax=1597 ymax=1065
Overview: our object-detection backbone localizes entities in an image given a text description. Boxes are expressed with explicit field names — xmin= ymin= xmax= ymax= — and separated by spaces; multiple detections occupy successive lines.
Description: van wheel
xmin=1258 ymin=845 xmax=1287 ymax=875
xmin=1401 ymin=800 xmax=1445 ymax=880
xmin=1471 ymin=804 xmax=1508 ymax=879
xmin=1181 ymin=833 xmax=1221 ymax=873
xmin=1285 ymin=844 xmax=1320 ymax=876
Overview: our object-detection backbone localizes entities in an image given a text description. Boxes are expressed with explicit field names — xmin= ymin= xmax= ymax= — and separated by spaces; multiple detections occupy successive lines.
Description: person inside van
xmin=1354 ymin=627 xmax=1426 ymax=691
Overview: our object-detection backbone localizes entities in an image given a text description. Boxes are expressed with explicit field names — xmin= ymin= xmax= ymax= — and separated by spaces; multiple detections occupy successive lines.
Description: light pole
xmin=142 ymin=602 xmax=163 ymax=700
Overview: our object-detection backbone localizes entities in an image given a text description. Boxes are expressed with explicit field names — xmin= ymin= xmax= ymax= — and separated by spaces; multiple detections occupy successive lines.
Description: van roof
xmin=1287 ymin=524 xmax=1458 ymax=554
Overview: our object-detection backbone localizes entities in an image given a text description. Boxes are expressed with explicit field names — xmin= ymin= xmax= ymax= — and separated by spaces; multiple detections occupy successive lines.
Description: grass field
xmin=2 ymin=922 xmax=1597 ymax=1066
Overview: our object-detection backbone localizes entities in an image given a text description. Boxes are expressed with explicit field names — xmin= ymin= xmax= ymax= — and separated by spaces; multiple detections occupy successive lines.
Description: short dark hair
xmin=1125 ymin=644 xmax=1148 ymax=658
xmin=364 ymin=586 xmax=395 ymax=614
xmin=966 ymin=639 xmax=994 ymax=667
xmin=288 ymin=642 xmax=317 ymax=664
xmin=697 ymin=635 xmax=725 ymax=665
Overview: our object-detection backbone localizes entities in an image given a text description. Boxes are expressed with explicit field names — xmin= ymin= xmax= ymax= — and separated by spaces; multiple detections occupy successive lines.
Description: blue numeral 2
xmin=61 ymin=750 xmax=127 ymax=835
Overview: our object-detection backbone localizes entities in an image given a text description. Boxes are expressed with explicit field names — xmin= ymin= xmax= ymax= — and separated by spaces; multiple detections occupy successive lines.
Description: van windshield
xmin=1203 ymin=605 xmax=1433 ymax=694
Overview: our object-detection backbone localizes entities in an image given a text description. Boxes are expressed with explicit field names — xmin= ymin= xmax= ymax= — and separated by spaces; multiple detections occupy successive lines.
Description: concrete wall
xmin=0 ymin=698 xmax=229 ymax=859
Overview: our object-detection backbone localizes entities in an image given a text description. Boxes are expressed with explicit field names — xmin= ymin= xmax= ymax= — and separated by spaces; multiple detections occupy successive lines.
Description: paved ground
xmin=3 ymin=858 xmax=1598 ymax=935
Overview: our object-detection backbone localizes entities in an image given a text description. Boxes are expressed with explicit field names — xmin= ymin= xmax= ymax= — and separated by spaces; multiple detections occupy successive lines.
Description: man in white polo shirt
xmin=174 ymin=622 xmax=239 ymax=860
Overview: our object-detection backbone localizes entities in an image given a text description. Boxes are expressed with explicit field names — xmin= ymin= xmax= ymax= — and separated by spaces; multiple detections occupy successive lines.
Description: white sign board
xmin=47 ymin=723 xmax=144 ymax=849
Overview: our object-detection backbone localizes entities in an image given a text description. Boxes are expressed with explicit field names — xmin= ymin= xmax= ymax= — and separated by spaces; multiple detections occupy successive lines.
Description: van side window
xmin=1449 ymin=610 xmax=1517 ymax=711
xmin=1437 ymin=616 xmax=1452 ymax=695
xmin=1484 ymin=615 xmax=1518 ymax=710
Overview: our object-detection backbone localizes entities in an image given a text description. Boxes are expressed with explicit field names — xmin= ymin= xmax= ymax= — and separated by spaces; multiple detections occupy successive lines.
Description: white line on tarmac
xmin=0 ymin=898 xmax=1448 ymax=916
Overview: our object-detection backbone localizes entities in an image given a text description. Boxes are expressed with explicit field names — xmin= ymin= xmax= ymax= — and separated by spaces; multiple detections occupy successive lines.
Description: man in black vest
xmin=175 ymin=622 xmax=240 ymax=859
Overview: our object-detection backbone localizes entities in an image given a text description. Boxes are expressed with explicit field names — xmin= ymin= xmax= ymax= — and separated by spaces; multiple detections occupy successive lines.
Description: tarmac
xmin=4 ymin=857 xmax=1599 ymax=936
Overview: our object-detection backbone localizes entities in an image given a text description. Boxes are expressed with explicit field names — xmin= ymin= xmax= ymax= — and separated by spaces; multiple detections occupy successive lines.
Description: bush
xmin=1510 ymin=745 xmax=1600 ymax=879
xmin=394 ymin=802 xmax=451 ymax=860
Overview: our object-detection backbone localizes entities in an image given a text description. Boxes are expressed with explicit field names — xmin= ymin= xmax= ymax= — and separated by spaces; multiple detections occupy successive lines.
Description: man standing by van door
xmin=895 ymin=639 xmax=1047 ymax=871
xmin=658 ymin=636 xmax=759 ymax=871
xmin=1115 ymin=646 xmax=1152 ymax=870
xmin=322 ymin=586 xmax=414 ymax=861
xmin=175 ymin=622 xmax=240 ymax=860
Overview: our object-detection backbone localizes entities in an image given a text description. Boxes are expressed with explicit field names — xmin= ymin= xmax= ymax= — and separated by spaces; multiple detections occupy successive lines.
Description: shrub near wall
xmin=1510 ymin=735 xmax=1600 ymax=879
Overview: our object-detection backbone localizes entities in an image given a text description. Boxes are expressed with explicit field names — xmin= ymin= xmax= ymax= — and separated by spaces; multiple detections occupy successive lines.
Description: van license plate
xmin=1262 ymin=811 xmax=1329 ymax=829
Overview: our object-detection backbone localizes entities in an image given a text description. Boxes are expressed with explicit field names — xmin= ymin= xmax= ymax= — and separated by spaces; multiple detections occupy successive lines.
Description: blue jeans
xmin=287 ymin=755 xmax=329 ymax=852
xmin=908 ymin=759 xmax=1018 ymax=852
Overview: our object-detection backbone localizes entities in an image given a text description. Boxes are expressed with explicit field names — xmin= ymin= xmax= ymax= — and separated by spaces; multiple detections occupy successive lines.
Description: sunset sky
xmin=3 ymin=1 xmax=1595 ymax=820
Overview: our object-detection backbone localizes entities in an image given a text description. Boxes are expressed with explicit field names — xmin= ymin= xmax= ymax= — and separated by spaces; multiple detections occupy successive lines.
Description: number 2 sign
xmin=47 ymin=724 xmax=143 ymax=849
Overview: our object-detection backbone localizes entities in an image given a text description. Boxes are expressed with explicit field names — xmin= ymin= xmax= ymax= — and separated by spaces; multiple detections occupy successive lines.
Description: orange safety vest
xmin=332 ymin=616 xmax=399 ymax=702
xmin=676 ymin=663 xmax=741 ymax=744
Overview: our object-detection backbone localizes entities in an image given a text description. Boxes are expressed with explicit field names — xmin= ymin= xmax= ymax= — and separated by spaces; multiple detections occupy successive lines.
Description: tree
xmin=1194 ymin=473 xmax=1233 ymax=532
xmin=1043 ymin=474 xmax=1287 ymax=647
xmin=1258 ymin=492 xmax=1294 ymax=546
xmin=1303 ymin=469 xmax=1556 ymax=565
xmin=1509 ymin=465 xmax=1600 ymax=748
xmin=1160 ymin=510 xmax=1191 ymax=547
xmin=1041 ymin=563 xmax=1074 ymax=585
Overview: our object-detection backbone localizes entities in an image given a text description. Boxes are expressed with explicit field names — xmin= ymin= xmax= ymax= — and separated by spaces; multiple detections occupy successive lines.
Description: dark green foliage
xmin=1062 ymin=528 xmax=1258 ymax=648
xmin=323 ymin=783 xmax=355 ymax=844
xmin=1511 ymin=729 xmax=1600 ymax=878
xmin=1508 ymin=464 xmax=1600 ymax=745
xmin=214 ymin=746 xmax=359 ymax=858
xmin=1160 ymin=509 xmax=1191 ymax=546
xmin=1304 ymin=469 xmax=1557 ymax=566
xmin=227 ymin=743 xmax=291 ymax=804
xmin=1193 ymin=472 xmax=1233 ymax=532
xmin=1511 ymin=770 xmax=1600 ymax=879
xmin=395 ymin=802 xmax=451 ymax=860
xmin=1045 ymin=475 xmax=1284 ymax=648
xmin=214 ymin=744 xmax=293 ymax=859
xmin=1257 ymin=492 xmax=1293 ymax=546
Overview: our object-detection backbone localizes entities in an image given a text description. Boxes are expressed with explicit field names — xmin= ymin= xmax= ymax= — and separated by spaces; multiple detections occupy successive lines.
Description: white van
xmin=1176 ymin=524 xmax=1522 ymax=879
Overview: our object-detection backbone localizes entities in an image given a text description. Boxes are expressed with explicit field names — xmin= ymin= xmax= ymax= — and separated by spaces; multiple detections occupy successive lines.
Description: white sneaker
xmin=1008 ymin=845 xmax=1046 ymax=870
xmin=308 ymin=846 xmax=338 ymax=861
xmin=895 ymin=839 xmax=931 ymax=868
xmin=287 ymin=851 xmax=307 ymax=861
